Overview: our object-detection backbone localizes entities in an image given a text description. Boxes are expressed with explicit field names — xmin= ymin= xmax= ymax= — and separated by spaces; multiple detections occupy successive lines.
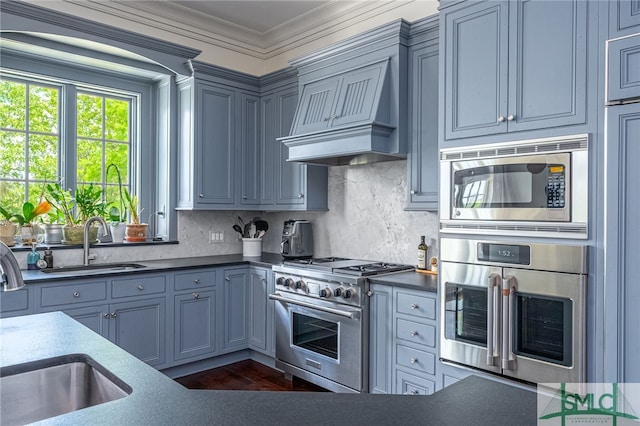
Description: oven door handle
xmin=502 ymin=276 xmax=515 ymax=370
xmin=486 ymin=274 xmax=500 ymax=366
xmin=268 ymin=293 xmax=360 ymax=319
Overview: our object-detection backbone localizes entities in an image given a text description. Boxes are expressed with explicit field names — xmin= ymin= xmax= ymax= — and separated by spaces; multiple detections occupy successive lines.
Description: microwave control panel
xmin=547 ymin=166 xmax=566 ymax=208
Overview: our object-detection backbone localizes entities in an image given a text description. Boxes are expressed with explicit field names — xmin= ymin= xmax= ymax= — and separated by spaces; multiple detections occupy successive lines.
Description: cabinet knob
xmin=410 ymin=357 xmax=418 ymax=364
xmin=497 ymin=115 xmax=506 ymax=122
xmin=138 ymin=285 xmax=144 ymax=291
xmin=104 ymin=313 xmax=110 ymax=319
xmin=507 ymin=114 xmax=515 ymax=121
xmin=410 ymin=189 xmax=417 ymax=195
xmin=298 ymin=193 xmax=304 ymax=199
xmin=193 ymin=292 xmax=200 ymax=299
xmin=410 ymin=330 xmax=418 ymax=336
xmin=225 ymin=277 xmax=230 ymax=281
xmin=198 ymin=193 xmax=203 ymax=198
xmin=194 ymin=279 xmax=200 ymax=284
xmin=323 ymin=117 xmax=330 ymax=122
xmin=73 ymin=291 xmax=80 ymax=298
xmin=410 ymin=390 xmax=419 ymax=395
xmin=262 ymin=278 xmax=266 ymax=283
xmin=111 ymin=312 xmax=117 ymax=318
xmin=410 ymin=303 xmax=418 ymax=310
xmin=332 ymin=115 xmax=340 ymax=120
xmin=242 ymin=195 xmax=247 ymax=199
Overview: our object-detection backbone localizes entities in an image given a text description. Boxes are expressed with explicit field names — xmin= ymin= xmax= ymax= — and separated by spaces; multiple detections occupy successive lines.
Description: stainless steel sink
xmin=40 ymin=263 xmax=146 ymax=275
xmin=0 ymin=354 xmax=131 ymax=425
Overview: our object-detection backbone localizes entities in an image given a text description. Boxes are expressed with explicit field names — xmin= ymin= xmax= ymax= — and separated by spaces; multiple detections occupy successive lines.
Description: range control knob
xmin=284 ymin=278 xmax=294 ymax=288
xmin=334 ymin=287 xmax=354 ymax=299
xmin=319 ymin=288 xmax=332 ymax=298
xmin=294 ymin=280 xmax=305 ymax=290
xmin=276 ymin=277 xmax=286 ymax=286
xmin=343 ymin=289 xmax=354 ymax=299
xmin=333 ymin=288 xmax=343 ymax=297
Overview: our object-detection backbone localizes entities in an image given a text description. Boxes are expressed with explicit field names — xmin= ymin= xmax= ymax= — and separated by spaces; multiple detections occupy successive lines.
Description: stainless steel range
xmin=270 ymin=258 xmax=413 ymax=393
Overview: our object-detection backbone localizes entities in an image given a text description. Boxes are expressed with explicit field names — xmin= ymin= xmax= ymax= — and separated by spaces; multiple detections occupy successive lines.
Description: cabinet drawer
xmin=396 ymin=318 xmax=435 ymax=348
xmin=396 ymin=370 xmax=435 ymax=395
xmin=396 ymin=344 xmax=435 ymax=375
xmin=174 ymin=270 xmax=216 ymax=291
xmin=112 ymin=275 xmax=166 ymax=298
xmin=395 ymin=291 xmax=435 ymax=320
xmin=41 ymin=281 xmax=107 ymax=307
xmin=1 ymin=289 xmax=29 ymax=312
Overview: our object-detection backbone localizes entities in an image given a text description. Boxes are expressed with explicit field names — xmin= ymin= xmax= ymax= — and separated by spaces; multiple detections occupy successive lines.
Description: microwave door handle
xmin=486 ymin=274 xmax=499 ymax=365
xmin=501 ymin=277 xmax=514 ymax=370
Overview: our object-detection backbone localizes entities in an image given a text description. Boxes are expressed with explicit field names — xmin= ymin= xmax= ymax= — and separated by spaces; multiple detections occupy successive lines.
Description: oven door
xmin=503 ymin=268 xmax=586 ymax=383
xmin=450 ymin=153 xmax=571 ymax=222
xmin=440 ymin=262 xmax=503 ymax=374
xmin=271 ymin=293 xmax=363 ymax=392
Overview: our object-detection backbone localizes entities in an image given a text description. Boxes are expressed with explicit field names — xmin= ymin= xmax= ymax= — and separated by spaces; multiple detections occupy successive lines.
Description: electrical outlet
xmin=209 ymin=231 xmax=224 ymax=244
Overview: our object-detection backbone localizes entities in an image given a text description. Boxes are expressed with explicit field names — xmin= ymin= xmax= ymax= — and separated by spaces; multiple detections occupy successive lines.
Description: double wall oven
xmin=270 ymin=258 xmax=413 ymax=393
xmin=439 ymin=238 xmax=588 ymax=384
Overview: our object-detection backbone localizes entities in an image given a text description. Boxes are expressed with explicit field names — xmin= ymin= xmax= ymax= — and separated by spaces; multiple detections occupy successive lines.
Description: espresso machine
xmin=280 ymin=220 xmax=313 ymax=259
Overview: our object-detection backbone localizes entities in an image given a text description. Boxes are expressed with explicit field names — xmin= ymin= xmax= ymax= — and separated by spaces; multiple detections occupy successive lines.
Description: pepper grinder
xmin=44 ymin=248 xmax=54 ymax=269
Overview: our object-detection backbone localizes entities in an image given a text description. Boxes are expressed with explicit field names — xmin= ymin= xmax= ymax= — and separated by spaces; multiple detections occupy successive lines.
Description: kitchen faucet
xmin=1 ymin=241 xmax=25 ymax=291
xmin=84 ymin=217 xmax=112 ymax=266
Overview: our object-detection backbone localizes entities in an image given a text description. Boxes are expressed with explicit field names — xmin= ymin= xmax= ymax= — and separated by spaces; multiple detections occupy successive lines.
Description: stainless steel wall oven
xmin=439 ymin=238 xmax=588 ymax=384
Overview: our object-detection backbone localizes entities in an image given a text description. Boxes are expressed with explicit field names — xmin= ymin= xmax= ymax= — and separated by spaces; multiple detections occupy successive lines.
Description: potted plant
xmin=0 ymin=206 xmax=19 ymax=247
xmin=46 ymin=183 xmax=105 ymax=244
xmin=123 ymin=188 xmax=147 ymax=242
xmin=0 ymin=201 xmax=51 ymax=245
xmin=40 ymin=207 xmax=65 ymax=245
xmin=105 ymin=163 xmax=127 ymax=243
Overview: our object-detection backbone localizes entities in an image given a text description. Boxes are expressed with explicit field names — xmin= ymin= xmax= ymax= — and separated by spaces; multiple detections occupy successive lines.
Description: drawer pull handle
xmin=194 ymin=279 xmax=200 ymax=284
xmin=410 ymin=303 xmax=418 ymax=310
xmin=138 ymin=285 xmax=144 ymax=291
xmin=193 ymin=293 xmax=200 ymax=299
xmin=410 ymin=330 xmax=418 ymax=336
xmin=410 ymin=357 xmax=418 ymax=364
xmin=111 ymin=312 xmax=117 ymax=318
xmin=73 ymin=291 xmax=80 ymax=298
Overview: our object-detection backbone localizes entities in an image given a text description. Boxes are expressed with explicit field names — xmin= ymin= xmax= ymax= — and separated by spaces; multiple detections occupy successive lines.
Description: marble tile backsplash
xmin=13 ymin=160 xmax=439 ymax=268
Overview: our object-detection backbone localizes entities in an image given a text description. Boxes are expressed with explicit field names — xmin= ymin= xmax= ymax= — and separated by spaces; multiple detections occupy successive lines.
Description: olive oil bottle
xmin=417 ymin=235 xmax=427 ymax=270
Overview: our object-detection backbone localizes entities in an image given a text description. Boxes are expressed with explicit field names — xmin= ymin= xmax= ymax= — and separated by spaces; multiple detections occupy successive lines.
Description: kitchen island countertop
xmin=1 ymin=312 xmax=537 ymax=425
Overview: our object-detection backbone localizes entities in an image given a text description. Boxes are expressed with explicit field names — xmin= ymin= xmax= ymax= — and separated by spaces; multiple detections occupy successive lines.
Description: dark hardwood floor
xmin=175 ymin=360 xmax=329 ymax=392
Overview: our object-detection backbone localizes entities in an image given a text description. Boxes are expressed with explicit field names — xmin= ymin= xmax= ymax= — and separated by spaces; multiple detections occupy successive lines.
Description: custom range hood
xmin=278 ymin=20 xmax=410 ymax=166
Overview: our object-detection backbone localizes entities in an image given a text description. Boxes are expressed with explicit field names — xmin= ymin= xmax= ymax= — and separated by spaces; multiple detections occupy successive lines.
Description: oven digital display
xmin=477 ymin=243 xmax=531 ymax=265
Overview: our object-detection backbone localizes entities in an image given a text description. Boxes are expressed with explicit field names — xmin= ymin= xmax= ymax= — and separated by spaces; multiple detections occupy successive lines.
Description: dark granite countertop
xmin=22 ymin=252 xmax=286 ymax=283
xmin=1 ymin=312 xmax=537 ymax=425
xmin=368 ymin=270 xmax=438 ymax=292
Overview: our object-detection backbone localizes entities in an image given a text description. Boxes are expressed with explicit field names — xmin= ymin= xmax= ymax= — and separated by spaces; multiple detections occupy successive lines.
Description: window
xmin=0 ymin=74 xmax=135 ymax=221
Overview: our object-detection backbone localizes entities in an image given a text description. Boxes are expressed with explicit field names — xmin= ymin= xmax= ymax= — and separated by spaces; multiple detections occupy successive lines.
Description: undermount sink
xmin=40 ymin=263 xmax=147 ymax=275
xmin=0 ymin=354 xmax=131 ymax=425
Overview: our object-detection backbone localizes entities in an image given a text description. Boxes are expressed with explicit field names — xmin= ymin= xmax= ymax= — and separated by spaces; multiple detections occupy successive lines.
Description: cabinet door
xmin=240 ymin=92 xmax=261 ymax=206
xmin=607 ymin=34 xmax=640 ymax=103
xmin=277 ymin=86 xmax=308 ymax=206
xmin=444 ymin=1 xmax=508 ymax=139
xmin=507 ymin=0 xmax=587 ymax=132
xmin=110 ymin=297 xmax=166 ymax=367
xmin=407 ymin=44 xmax=439 ymax=210
xmin=606 ymin=103 xmax=640 ymax=383
xmin=248 ymin=268 xmax=268 ymax=352
xmin=293 ymin=77 xmax=340 ymax=134
xmin=63 ymin=304 xmax=110 ymax=338
xmin=369 ymin=284 xmax=393 ymax=394
xmin=330 ymin=62 xmax=387 ymax=128
xmin=174 ymin=290 xmax=217 ymax=362
xmin=0 ymin=287 xmax=33 ymax=318
xmin=609 ymin=0 xmax=640 ymax=37
xmin=195 ymin=82 xmax=235 ymax=206
xmin=223 ymin=269 xmax=248 ymax=351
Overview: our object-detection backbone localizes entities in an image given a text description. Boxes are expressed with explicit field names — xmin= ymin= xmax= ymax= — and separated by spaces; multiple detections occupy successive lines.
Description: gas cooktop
xmin=282 ymin=257 xmax=414 ymax=276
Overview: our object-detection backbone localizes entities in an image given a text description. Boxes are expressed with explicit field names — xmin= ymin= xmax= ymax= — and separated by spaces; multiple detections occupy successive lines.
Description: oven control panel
xmin=274 ymin=273 xmax=361 ymax=306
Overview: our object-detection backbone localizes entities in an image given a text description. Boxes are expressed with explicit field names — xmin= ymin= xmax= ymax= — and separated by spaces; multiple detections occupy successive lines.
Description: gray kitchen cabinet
xmin=176 ymin=61 xmax=261 ymax=210
xmin=609 ymin=0 xmax=640 ymax=38
xmin=369 ymin=283 xmax=393 ymax=394
xmin=607 ymin=33 xmax=640 ymax=104
xmin=605 ymin=102 xmax=640 ymax=383
xmin=406 ymin=16 xmax=439 ymax=211
xmin=441 ymin=0 xmax=589 ymax=142
xmin=223 ymin=267 xmax=249 ymax=351
xmin=0 ymin=286 xmax=34 ymax=318
xmin=61 ymin=304 xmax=110 ymax=338
xmin=248 ymin=267 xmax=272 ymax=355
xmin=259 ymin=69 xmax=328 ymax=210
xmin=173 ymin=269 xmax=219 ymax=362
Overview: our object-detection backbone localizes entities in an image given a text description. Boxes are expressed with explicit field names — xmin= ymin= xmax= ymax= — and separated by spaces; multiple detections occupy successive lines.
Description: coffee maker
xmin=280 ymin=220 xmax=313 ymax=258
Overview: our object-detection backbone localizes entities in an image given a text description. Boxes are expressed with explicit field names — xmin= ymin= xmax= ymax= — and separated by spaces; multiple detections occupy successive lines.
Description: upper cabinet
xmin=441 ymin=0 xmax=589 ymax=142
xmin=609 ymin=0 xmax=640 ymax=38
xmin=607 ymin=33 xmax=640 ymax=104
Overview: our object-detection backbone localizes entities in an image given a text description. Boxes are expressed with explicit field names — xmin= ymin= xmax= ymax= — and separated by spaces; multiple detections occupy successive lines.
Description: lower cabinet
xmin=248 ymin=267 xmax=271 ymax=355
xmin=174 ymin=290 xmax=218 ymax=362
xmin=223 ymin=268 xmax=249 ymax=351
xmin=0 ymin=287 xmax=33 ymax=318
xmin=369 ymin=284 xmax=439 ymax=394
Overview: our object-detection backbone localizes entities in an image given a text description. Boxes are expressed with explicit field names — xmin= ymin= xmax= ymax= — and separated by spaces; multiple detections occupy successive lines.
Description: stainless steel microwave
xmin=440 ymin=134 xmax=589 ymax=239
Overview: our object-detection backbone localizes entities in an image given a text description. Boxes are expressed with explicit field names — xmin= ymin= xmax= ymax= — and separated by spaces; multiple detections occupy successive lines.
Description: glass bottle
xmin=417 ymin=235 xmax=427 ymax=270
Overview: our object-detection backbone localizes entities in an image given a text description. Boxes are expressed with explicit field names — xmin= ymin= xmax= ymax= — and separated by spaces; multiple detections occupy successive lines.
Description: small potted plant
xmin=105 ymin=163 xmax=127 ymax=243
xmin=46 ymin=183 xmax=105 ymax=244
xmin=2 ymin=200 xmax=51 ymax=245
xmin=123 ymin=188 xmax=147 ymax=242
xmin=0 ymin=206 xmax=19 ymax=247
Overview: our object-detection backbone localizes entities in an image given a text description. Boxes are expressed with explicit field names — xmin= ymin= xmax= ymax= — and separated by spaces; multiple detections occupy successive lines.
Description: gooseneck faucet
xmin=1 ymin=241 xmax=25 ymax=291
xmin=84 ymin=217 xmax=112 ymax=266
